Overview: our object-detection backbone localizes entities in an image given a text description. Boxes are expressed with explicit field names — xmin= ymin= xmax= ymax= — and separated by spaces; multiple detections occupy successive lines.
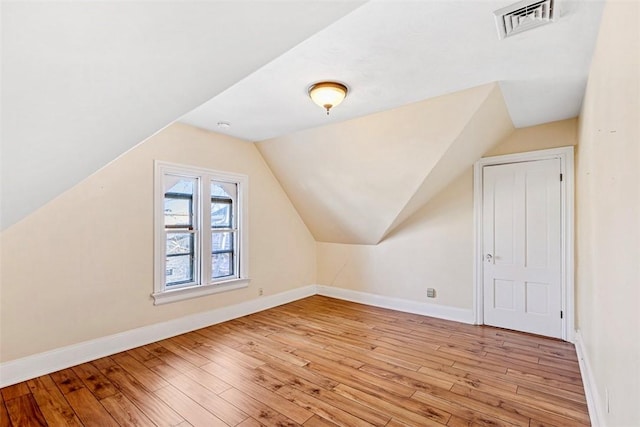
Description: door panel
xmin=482 ymin=159 xmax=562 ymax=338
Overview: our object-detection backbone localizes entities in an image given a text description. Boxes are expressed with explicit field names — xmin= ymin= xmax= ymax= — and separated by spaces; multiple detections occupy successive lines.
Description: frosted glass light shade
xmin=308 ymin=82 xmax=348 ymax=115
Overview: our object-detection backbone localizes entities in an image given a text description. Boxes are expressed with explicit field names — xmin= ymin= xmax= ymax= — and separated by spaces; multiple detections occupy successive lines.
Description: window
xmin=153 ymin=162 xmax=249 ymax=304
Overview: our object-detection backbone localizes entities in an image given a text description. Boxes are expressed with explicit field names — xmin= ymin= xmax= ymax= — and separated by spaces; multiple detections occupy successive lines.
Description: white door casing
xmin=473 ymin=147 xmax=575 ymax=341
xmin=482 ymin=159 xmax=562 ymax=338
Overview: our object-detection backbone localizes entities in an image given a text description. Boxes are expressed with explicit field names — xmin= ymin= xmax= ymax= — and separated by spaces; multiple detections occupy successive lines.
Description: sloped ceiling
xmin=381 ymin=83 xmax=514 ymax=240
xmin=0 ymin=1 xmax=364 ymax=230
xmin=257 ymin=83 xmax=513 ymax=244
xmin=2 ymin=0 xmax=604 ymax=240
xmin=181 ymin=0 xmax=604 ymax=141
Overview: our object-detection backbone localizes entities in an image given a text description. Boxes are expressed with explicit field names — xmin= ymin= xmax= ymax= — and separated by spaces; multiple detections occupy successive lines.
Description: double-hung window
xmin=153 ymin=161 xmax=249 ymax=304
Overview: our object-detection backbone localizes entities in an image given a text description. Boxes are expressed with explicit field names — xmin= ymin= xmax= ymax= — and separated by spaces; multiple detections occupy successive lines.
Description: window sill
xmin=151 ymin=278 xmax=250 ymax=305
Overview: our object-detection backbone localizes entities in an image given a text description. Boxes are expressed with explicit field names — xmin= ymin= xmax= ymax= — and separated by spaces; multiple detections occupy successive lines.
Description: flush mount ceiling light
xmin=308 ymin=82 xmax=348 ymax=115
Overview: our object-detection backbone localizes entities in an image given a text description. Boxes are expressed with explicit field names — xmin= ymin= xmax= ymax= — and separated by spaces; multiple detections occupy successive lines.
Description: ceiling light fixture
xmin=308 ymin=82 xmax=348 ymax=115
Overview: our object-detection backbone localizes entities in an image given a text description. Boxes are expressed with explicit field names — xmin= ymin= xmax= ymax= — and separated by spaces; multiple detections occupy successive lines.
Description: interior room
xmin=1 ymin=1 xmax=638 ymax=426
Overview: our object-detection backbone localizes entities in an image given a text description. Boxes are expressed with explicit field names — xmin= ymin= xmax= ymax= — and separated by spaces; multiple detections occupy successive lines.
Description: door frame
xmin=473 ymin=146 xmax=575 ymax=341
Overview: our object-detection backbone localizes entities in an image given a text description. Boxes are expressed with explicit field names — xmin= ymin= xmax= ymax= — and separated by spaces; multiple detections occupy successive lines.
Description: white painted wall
xmin=0 ymin=123 xmax=316 ymax=363
xmin=317 ymin=120 xmax=577 ymax=310
xmin=575 ymin=1 xmax=640 ymax=425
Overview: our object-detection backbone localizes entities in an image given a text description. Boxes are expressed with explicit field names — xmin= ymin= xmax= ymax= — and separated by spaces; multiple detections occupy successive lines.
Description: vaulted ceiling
xmin=0 ymin=1 xmax=364 ymax=230
xmin=181 ymin=0 xmax=604 ymax=141
xmin=1 ymin=1 xmax=605 ymax=236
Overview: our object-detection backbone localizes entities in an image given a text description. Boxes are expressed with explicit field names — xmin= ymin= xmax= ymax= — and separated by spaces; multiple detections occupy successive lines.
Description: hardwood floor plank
xmin=445 ymin=414 xmax=484 ymax=427
xmin=156 ymin=337 xmax=213 ymax=367
xmin=359 ymin=362 xmax=455 ymax=392
xmin=126 ymin=346 xmax=160 ymax=364
xmin=192 ymin=325 xmax=248 ymax=349
xmin=0 ymin=383 xmax=30 ymax=402
xmin=26 ymin=376 xmax=82 ymax=426
xmin=257 ymin=366 xmax=389 ymax=427
xmin=0 ymin=390 xmax=12 ymax=427
xmin=333 ymin=383 xmax=450 ymax=426
xmin=297 ymin=350 xmax=417 ymax=398
xmin=257 ymin=361 xmax=339 ymax=391
xmin=180 ymin=367 xmax=233 ymax=394
xmin=49 ymin=369 xmax=85 ymax=395
xmin=112 ymin=352 xmax=169 ymax=392
xmin=100 ymin=392 xmax=156 ymax=427
xmin=484 ymin=352 xmax=581 ymax=378
xmin=303 ymin=414 xmax=340 ymax=426
xmin=371 ymin=345 xmax=451 ymax=370
xmin=167 ymin=373 xmax=248 ymax=425
xmin=154 ymin=385 xmax=228 ymax=427
xmin=506 ymin=368 xmax=585 ymax=392
xmin=64 ymin=388 xmax=119 ymax=427
xmin=5 ymin=394 xmax=47 ymax=427
xmin=240 ymin=342 xmax=311 ymax=368
xmin=201 ymin=361 xmax=314 ymax=424
xmin=412 ymin=389 xmax=528 ymax=427
xmin=71 ymin=362 xmax=118 ymax=399
xmin=176 ymin=332 xmax=266 ymax=370
xmin=450 ymin=384 xmax=590 ymax=426
xmin=326 ymin=343 xmax=422 ymax=372
xmin=516 ymin=386 xmax=590 ymax=420
xmin=219 ymin=387 xmax=301 ymax=427
xmin=0 ymin=296 xmax=590 ymax=427
xmin=373 ymin=339 xmax=456 ymax=368
xmin=93 ymin=358 xmax=185 ymax=426
xmin=143 ymin=342 xmax=200 ymax=374
xmin=236 ymin=417 xmax=266 ymax=427
xmin=385 ymin=419 xmax=413 ymax=427
xmin=277 ymin=385 xmax=375 ymax=427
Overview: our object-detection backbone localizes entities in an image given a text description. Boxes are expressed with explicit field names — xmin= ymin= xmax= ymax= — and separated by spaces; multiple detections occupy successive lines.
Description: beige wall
xmin=258 ymin=84 xmax=512 ymax=245
xmin=317 ymin=119 xmax=577 ymax=309
xmin=318 ymin=169 xmax=475 ymax=309
xmin=485 ymin=118 xmax=577 ymax=157
xmin=0 ymin=123 xmax=316 ymax=362
xmin=575 ymin=1 xmax=639 ymax=425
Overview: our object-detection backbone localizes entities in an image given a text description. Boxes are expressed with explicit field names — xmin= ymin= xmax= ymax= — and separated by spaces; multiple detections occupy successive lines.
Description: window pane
xmin=166 ymin=233 xmax=192 ymax=255
xmin=211 ymin=201 xmax=232 ymax=228
xmin=212 ymin=252 xmax=233 ymax=279
xmin=211 ymin=183 xmax=235 ymax=198
xmin=168 ymin=177 xmax=195 ymax=195
xmin=164 ymin=176 xmax=195 ymax=227
xmin=211 ymin=232 xmax=233 ymax=252
xmin=164 ymin=197 xmax=192 ymax=227
xmin=166 ymin=255 xmax=193 ymax=285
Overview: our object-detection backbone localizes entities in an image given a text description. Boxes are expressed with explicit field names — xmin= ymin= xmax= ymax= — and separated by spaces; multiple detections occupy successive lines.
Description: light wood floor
xmin=1 ymin=296 xmax=590 ymax=427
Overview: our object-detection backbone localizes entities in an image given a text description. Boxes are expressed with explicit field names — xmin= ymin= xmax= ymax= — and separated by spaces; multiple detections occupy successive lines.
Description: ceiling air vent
xmin=494 ymin=0 xmax=557 ymax=40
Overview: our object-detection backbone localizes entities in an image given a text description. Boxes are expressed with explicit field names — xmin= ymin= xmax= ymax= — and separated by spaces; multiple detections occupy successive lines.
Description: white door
xmin=482 ymin=159 xmax=562 ymax=338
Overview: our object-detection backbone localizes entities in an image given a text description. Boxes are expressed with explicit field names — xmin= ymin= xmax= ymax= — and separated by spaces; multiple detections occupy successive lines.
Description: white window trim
xmin=152 ymin=161 xmax=250 ymax=305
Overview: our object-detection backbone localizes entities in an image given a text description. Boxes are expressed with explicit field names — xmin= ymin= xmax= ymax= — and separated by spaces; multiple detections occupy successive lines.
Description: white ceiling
xmin=1 ymin=1 xmax=364 ymax=230
xmin=1 ymin=0 xmax=605 ymax=231
xmin=181 ymin=0 xmax=605 ymax=142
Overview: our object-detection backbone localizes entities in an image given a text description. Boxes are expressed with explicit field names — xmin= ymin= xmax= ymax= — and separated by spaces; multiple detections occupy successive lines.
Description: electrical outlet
xmin=427 ymin=288 xmax=436 ymax=298
xmin=258 ymin=288 xmax=263 ymax=296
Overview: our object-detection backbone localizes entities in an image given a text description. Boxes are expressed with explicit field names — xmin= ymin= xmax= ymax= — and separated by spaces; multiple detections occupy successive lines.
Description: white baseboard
xmin=0 ymin=285 xmax=316 ymax=388
xmin=316 ymin=285 xmax=475 ymax=324
xmin=574 ymin=330 xmax=604 ymax=427
xmin=1 ymin=284 xmax=477 ymax=388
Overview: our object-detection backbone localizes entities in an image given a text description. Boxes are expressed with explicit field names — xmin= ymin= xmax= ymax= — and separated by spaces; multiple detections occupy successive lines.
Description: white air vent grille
xmin=494 ymin=0 xmax=556 ymax=39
